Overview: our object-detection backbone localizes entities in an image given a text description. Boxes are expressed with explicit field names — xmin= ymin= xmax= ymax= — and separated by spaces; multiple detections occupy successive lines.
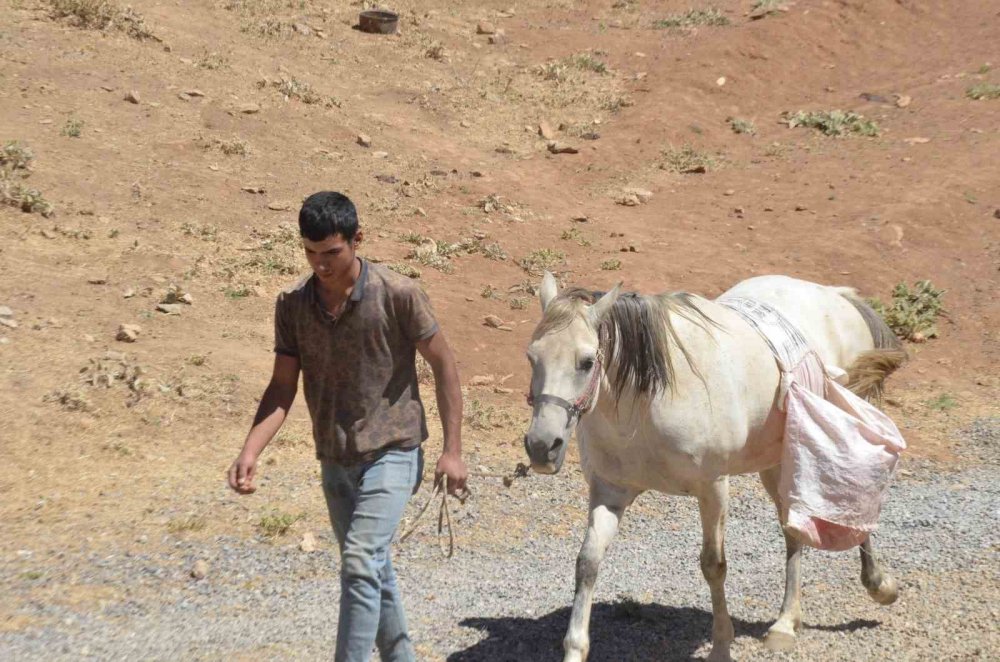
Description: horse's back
xmin=717 ymin=275 xmax=874 ymax=369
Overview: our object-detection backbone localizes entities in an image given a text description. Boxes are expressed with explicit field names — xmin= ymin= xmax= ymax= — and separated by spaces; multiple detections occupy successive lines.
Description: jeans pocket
xmin=412 ymin=447 xmax=425 ymax=495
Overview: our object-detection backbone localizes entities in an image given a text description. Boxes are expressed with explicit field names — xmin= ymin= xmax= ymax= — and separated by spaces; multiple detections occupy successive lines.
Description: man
xmin=227 ymin=191 xmax=468 ymax=662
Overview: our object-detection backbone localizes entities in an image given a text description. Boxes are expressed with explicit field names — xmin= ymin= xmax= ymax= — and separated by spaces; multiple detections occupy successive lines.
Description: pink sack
xmin=780 ymin=374 xmax=907 ymax=551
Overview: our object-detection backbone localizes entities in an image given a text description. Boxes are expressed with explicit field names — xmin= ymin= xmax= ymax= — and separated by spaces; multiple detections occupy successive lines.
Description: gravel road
xmin=2 ymin=419 xmax=997 ymax=661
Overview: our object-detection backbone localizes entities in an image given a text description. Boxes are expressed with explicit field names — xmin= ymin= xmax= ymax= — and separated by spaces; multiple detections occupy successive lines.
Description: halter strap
xmin=527 ymin=351 xmax=604 ymax=424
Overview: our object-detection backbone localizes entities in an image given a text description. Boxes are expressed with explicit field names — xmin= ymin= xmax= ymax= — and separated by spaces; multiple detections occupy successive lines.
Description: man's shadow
xmin=447 ymin=601 xmax=879 ymax=661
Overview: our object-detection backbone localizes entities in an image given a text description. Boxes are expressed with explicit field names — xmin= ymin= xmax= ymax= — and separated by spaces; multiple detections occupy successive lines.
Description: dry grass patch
xmin=652 ymin=8 xmax=729 ymax=29
xmin=46 ymin=0 xmax=156 ymax=40
xmin=785 ymin=109 xmax=879 ymax=137
xmin=519 ymin=248 xmax=565 ymax=275
xmin=966 ymin=83 xmax=1000 ymax=100
xmin=1 ymin=141 xmax=55 ymax=217
xmin=660 ymin=145 xmax=719 ymax=173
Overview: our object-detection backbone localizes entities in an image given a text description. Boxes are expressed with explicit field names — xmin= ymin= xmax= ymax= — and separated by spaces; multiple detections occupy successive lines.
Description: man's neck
xmin=317 ymin=258 xmax=362 ymax=300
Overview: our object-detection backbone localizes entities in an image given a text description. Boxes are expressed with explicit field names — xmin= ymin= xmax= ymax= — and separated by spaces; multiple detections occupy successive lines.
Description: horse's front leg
xmin=698 ymin=477 xmax=735 ymax=662
xmin=759 ymin=466 xmax=803 ymax=651
xmin=563 ymin=477 xmax=636 ymax=662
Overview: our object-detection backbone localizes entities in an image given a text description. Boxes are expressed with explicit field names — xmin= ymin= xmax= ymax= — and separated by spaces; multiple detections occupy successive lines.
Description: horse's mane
xmin=535 ymin=287 xmax=717 ymax=403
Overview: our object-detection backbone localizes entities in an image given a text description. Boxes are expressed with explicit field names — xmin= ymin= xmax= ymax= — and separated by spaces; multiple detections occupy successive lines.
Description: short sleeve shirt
xmin=274 ymin=260 xmax=439 ymax=464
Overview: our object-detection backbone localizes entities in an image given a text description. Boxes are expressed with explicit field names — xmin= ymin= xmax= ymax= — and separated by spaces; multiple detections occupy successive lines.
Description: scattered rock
xmin=116 ymin=324 xmax=141 ymax=342
xmin=903 ymin=137 xmax=931 ymax=145
xmin=239 ymin=103 xmax=261 ymax=114
xmin=124 ymin=90 xmax=141 ymax=104
xmin=178 ymin=92 xmax=191 ymax=102
xmin=40 ymin=229 xmax=56 ymax=239
xmin=156 ymin=303 xmax=184 ymax=315
xmin=494 ymin=386 xmax=514 ymax=395
xmin=483 ymin=315 xmax=505 ymax=329
xmin=617 ymin=192 xmax=640 ymax=207
xmin=571 ymin=215 xmax=589 ymax=223
xmin=547 ymin=141 xmax=578 ymax=154
xmin=911 ymin=332 xmax=927 ymax=344
xmin=477 ymin=21 xmax=497 ymax=35
xmin=83 ymin=334 xmax=96 ymax=343
xmin=241 ymin=185 xmax=266 ymax=194
xmin=413 ymin=239 xmax=439 ymax=260
xmin=190 ymin=560 xmax=209 ymax=580
xmin=460 ymin=120 xmax=471 ymax=128
xmin=0 ymin=306 xmax=13 ymax=318
xmin=618 ymin=187 xmax=653 ymax=206
xmin=724 ymin=189 xmax=736 ymax=196
xmin=994 ymin=209 xmax=1000 ymax=219
xmin=357 ymin=133 xmax=372 ymax=148
xmin=267 ymin=201 xmax=292 ymax=211
xmin=795 ymin=204 xmax=808 ymax=211
xmin=469 ymin=375 xmax=496 ymax=387
xmin=299 ymin=531 xmax=318 ymax=553
xmin=0 ymin=318 xmax=17 ymax=330
xmin=895 ymin=94 xmax=912 ymax=108
xmin=293 ymin=23 xmax=312 ymax=36
xmin=488 ymin=30 xmax=507 ymax=45
xmin=186 ymin=89 xmax=205 ymax=98
xmin=123 ymin=288 xmax=136 ymax=299
xmin=87 ymin=277 xmax=107 ymax=285
xmin=372 ymin=151 xmax=389 ymax=159
xmin=716 ymin=76 xmax=727 ymax=86
xmin=859 ymin=92 xmax=891 ymax=104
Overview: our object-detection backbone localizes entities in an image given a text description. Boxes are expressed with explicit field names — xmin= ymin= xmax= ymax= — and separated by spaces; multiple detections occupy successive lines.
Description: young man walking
xmin=227 ymin=191 xmax=468 ymax=661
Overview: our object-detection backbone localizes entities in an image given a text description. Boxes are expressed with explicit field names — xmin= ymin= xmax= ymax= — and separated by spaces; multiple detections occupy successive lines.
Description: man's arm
xmin=416 ymin=331 xmax=468 ymax=495
xmin=227 ymin=353 xmax=300 ymax=494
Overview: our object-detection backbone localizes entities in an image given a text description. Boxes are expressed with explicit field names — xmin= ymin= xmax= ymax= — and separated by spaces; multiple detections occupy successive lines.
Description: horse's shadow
xmin=447 ymin=602 xmax=879 ymax=661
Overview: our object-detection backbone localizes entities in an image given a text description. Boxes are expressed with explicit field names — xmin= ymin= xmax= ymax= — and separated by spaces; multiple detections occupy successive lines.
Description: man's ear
xmin=352 ymin=230 xmax=364 ymax=247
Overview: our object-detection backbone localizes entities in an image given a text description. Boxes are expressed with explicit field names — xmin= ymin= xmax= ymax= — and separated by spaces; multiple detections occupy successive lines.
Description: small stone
xmin=190 ymin=560 xmax=209 ymax=580
xmin=716 ymin=76 xmax=726 ymax=86
xmin=795 ymin=204 xmax=808 ymax=211
xmin=241 ymin=185 xmax=266 ymax=194
xmin=116 ymin=324 xmax=141 ymax=342
xmin=124 ymin=90 xmax=141 ymax=104
xmin=299 ymin=531 xmax=318 ymax=553
xmin=494 ymin=386 xmax=514 ymax=394
xmin=488 ymin=30 xmax=507 ymax=45
xmin=83 ymin=334 xmax=95 ymax=343
xmin=293 ymin=23 xmax=312 ymax=36
xmin=123 ymin=288 xmax=136 ymax=299
xmin=477 ymin=21 xmax=497 ymax=35
xmin=903 ymin=137 xmax=930 ymax=145
xmin=179 ymin=293 xmax=194 ymax=305
xmin=994 ymin=209 xmax=1000 ymax=219
xmin=101 ymin=85 xmax=115 ymax=92
xmin=156 ymin=303 xmax=184 ymax=315
xmin=910 ymin=332 xmax=927 ymax=343
xmin=723 ymin=189 xmax=736 ymax=196
xmin=547 ymin=141 xmax=578 ymax=154
xmin=267 ymin=201 xmax=292 ymax=211
xmin=0 ymin=337 xmax=8 ymax=345
xmin=469 ymin=375 xmax=495 ymax=386
xmin=186 ymin=89 xmax=205 ymax=98
xmin=460 ymin=120 xmax=471 ymax=128
xmin=895 ymin=94 xmax=912 ymax=108
xmin=372 ymin=151 xmax=389 ymax=159
xmin=538 ymin=121 xmax=556 ymax=140
xmin=0 ymin=318 xmax=17 ymax=329
xmin=623 ymin=187 xmax=653 ymax=203
xmin=617 ymin=193 xmax=640 ymax=207
xmin=240 ymin=103 xmax=261 ymax=114
xmin=484 ymin=315 xmax=505 ymax=328
xmin=178 ymin=93 xmax=191 ymax=102
xmin=415 ymin=207 xmax=427 ymax=217
xmin=87 ymin=276 xmax=107 ymax=285
xmin=571 ymin=215 xmax=589 ymax=223
xmin=0 ymin=306 xmax=12 ymax=318
xmin=356 ymin=133 xmax=372 ymax=148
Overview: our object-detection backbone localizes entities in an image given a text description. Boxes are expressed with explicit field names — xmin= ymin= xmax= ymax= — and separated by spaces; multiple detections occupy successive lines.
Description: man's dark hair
xmin=298 ymin=191 xmax=359 ymax=242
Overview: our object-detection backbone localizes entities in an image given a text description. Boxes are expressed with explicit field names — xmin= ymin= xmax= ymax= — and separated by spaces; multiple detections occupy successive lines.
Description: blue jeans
xmin=322 ymin=447 xmax=423 ymax=662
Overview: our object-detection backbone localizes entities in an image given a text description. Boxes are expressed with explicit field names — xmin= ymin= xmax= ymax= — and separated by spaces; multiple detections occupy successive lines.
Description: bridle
xmin=526 ymin=349 xmax=605 ymax=425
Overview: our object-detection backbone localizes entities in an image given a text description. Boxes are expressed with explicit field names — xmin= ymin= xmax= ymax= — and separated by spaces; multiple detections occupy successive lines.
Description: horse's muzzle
xmin=524 ymin=434 xmax=565 ymax=474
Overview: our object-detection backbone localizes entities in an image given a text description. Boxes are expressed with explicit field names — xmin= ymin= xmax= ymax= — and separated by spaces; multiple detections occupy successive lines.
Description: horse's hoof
xmin=867 ymin=575 xmax=899 ymax=605
xmin=764 ymin=624 xmax=797 ymax=652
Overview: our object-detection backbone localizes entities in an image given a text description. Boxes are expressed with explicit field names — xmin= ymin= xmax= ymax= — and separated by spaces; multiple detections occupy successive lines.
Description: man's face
xmin=302 ymin=232 xmax=361 ymax=283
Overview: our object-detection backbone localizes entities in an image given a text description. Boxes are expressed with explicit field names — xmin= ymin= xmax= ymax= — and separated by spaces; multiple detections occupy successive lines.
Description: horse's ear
xmin=588 ymin=283 xmax=621 ymax=324
xmin=539 ymin=271 xmax=559 ymax=312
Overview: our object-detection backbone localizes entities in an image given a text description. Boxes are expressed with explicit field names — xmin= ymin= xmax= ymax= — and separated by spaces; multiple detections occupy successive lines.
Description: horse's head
xmin=524 ymin=272 xmax=620 ymax=474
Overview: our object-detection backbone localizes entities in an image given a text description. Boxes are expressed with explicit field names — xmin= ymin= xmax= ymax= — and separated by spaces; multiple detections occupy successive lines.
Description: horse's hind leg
xmin=698 ymin=477 xmax=735 ymax=662
xmin=758 ymin=466 xmax=802 ymax=652
xmin=563 ymin=477 xmax=636 ymax=662
xmin=860 ymin=536 xmax=899 ymax=605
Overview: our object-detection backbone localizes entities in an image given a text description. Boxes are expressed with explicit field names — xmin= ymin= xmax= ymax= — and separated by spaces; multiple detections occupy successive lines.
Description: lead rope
xmin=398 ymin=476 xmax=471 ymax=558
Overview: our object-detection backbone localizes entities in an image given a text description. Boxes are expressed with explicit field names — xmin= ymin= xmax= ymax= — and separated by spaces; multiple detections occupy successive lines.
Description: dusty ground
xmin=1 ymin=0 xmax=998 ymax=659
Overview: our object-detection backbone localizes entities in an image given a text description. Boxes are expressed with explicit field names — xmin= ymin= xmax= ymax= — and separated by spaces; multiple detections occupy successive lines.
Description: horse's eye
xmin=578 ymin=359 xmax=594 ymax=372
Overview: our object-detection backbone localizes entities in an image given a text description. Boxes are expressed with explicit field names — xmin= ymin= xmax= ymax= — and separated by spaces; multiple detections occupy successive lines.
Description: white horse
xmin=524 ymin=273 xmax=905 ymax=662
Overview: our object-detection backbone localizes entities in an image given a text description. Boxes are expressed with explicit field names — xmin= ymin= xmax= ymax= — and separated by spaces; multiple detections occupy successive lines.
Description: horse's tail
xmin=836 ymin=288 xmax=907 ymax=403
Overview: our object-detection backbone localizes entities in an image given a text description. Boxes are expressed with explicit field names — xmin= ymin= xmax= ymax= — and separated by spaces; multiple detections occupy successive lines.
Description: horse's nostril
xmin=551 ymin=437 xmax=564 ymax=452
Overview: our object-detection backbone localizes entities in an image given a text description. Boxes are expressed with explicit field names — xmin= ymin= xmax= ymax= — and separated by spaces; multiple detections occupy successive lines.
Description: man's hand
xmin=435 ymin=452 xmax=468 ymax=496
xmin=227 ymin=452 xmax=259 ymax=494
